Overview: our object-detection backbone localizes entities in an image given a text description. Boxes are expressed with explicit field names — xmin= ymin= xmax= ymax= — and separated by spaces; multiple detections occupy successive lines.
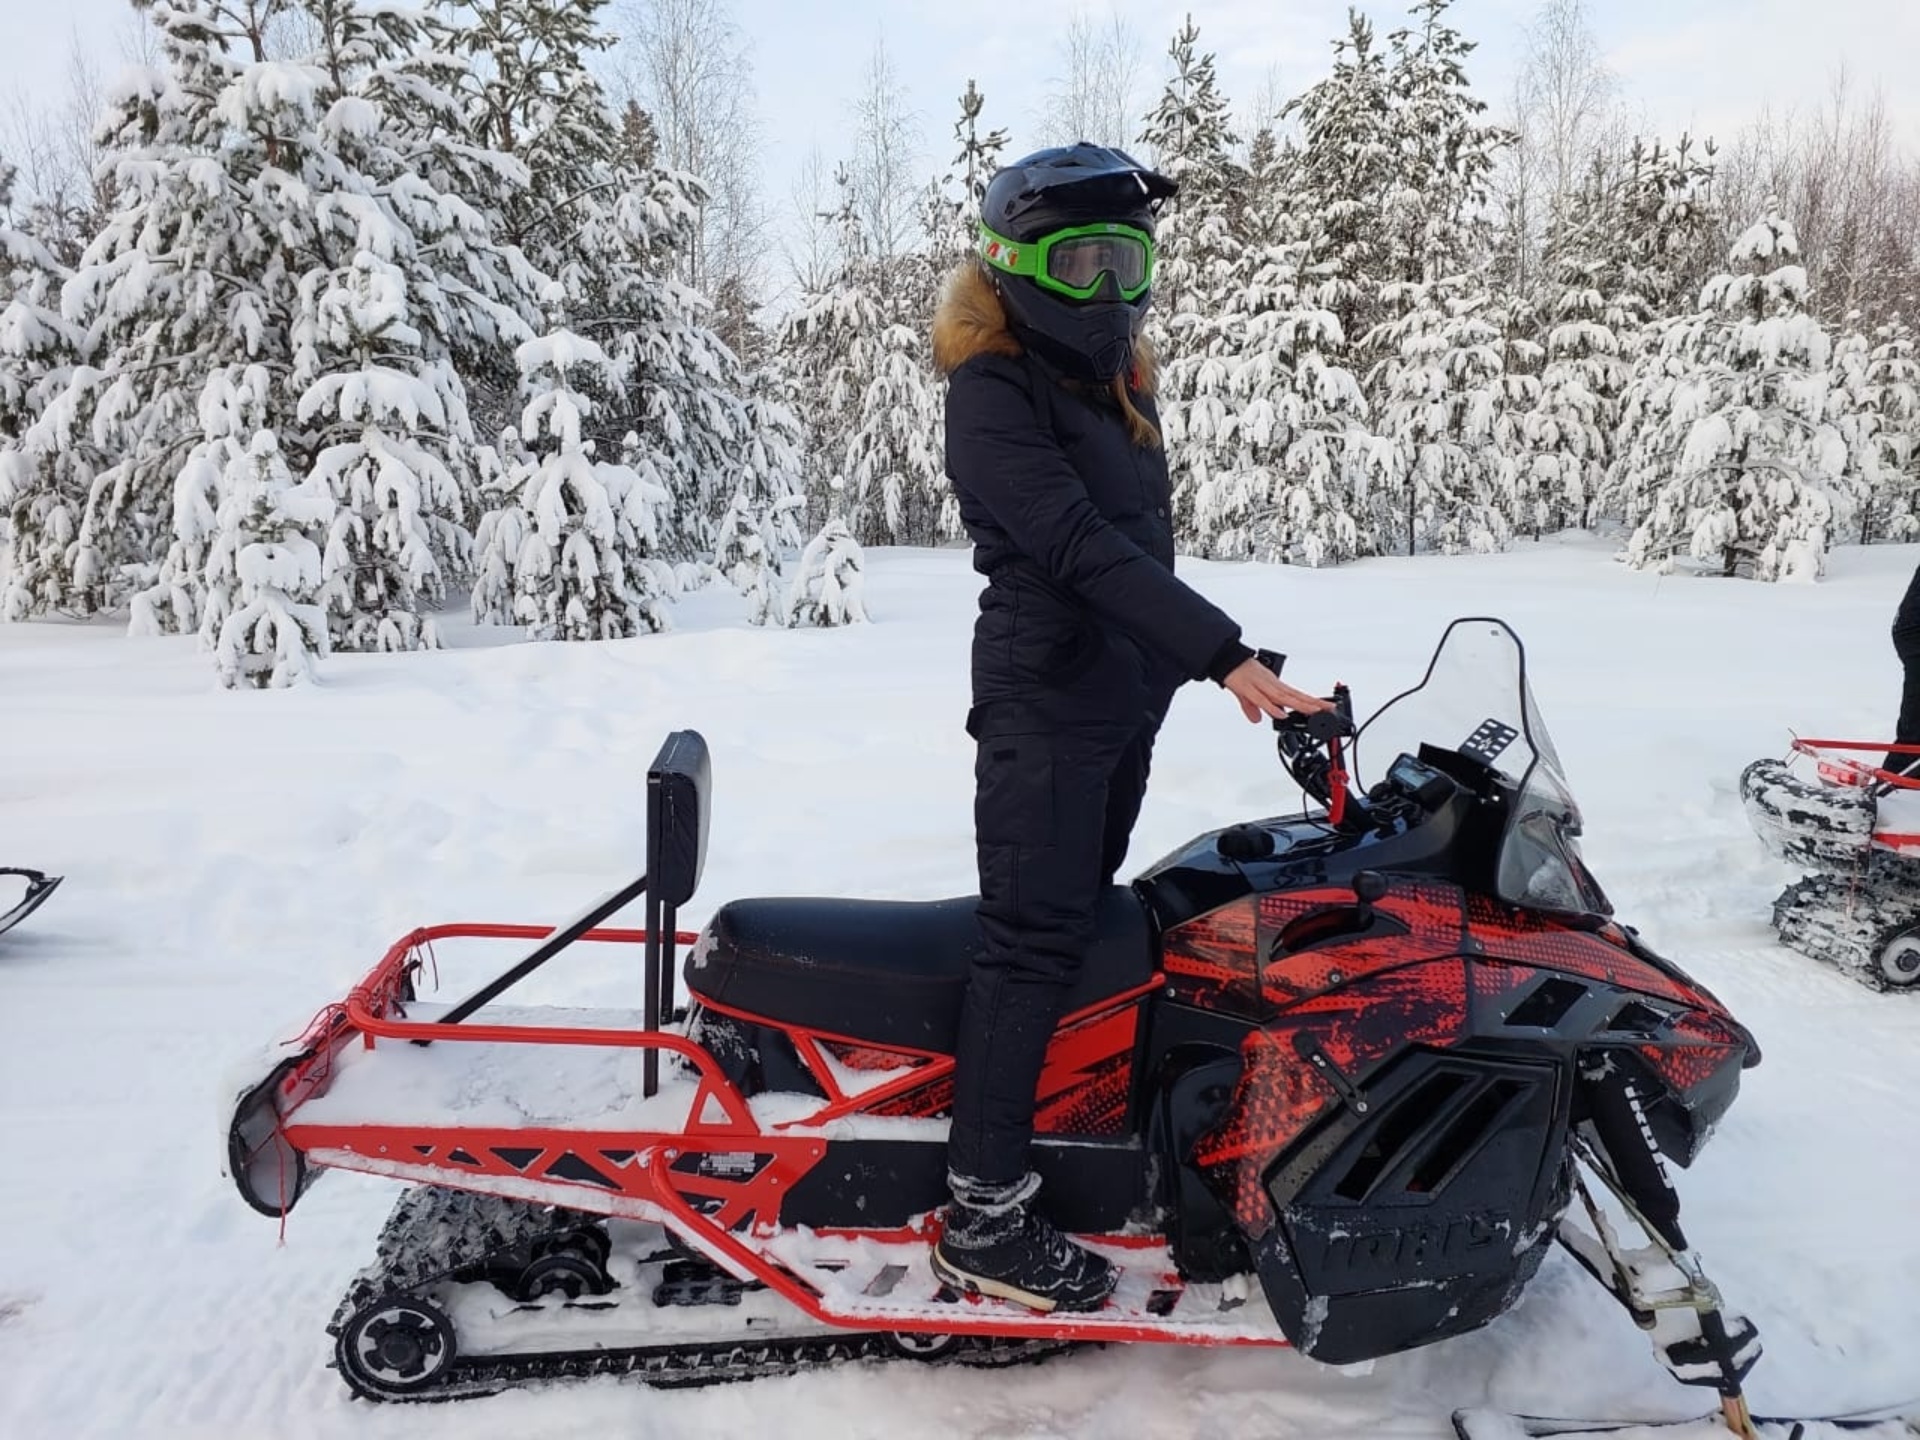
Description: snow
xmin=291 ymin=1000 xmax=702 ymax=1132
xmin=3 ymin=538 xmax=1920 ymax=1438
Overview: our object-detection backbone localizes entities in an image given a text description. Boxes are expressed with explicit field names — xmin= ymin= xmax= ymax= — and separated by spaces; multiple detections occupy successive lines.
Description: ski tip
xmin=1453 ymin=1405 xmax=1920 ymax=1439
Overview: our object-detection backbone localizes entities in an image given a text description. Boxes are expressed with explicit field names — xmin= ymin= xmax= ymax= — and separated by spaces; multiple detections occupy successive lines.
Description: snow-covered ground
xmin=3 ymin=535 xmax=1917 ymax=1439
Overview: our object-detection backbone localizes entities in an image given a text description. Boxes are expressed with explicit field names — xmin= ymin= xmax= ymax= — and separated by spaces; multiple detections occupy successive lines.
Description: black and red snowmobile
xmin=1741 ymin=740 xmax=1920 ymax=991
xmin=226 ymin=618 xmax=1844 ymax=1438
xmin=0 ymin=867 xmax=61 ymax=937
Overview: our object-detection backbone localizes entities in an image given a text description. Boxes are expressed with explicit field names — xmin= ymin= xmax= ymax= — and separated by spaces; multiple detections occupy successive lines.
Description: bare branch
xmin=1034 ymin=3 xmax=1143 ymax=150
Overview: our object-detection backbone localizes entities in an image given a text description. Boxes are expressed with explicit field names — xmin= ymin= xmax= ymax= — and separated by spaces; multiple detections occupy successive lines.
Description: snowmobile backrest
xmin=647 ymin=730 xmax=710 ymax=908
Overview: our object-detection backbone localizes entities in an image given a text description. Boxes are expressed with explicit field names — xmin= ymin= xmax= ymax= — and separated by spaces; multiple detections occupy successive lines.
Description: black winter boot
xmin=930 ymin=1171 xmax=1117 ymax=1314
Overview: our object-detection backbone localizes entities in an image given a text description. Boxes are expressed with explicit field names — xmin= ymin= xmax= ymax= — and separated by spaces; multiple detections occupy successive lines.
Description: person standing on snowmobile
xmin=927 ymin=143 xmax=1328 ymax=1313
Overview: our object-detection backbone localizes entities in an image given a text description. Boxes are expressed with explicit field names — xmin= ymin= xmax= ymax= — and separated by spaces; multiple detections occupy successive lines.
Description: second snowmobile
xmin=225 ymin=618 xmax=1793 ymax=1434
xmin=1741 ymin=739 xmax=1920 ymax=991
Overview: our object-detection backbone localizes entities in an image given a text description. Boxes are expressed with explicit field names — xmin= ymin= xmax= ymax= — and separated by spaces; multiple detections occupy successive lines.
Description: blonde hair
xmin=1112 ymin=372 xmax=1162 ymax=449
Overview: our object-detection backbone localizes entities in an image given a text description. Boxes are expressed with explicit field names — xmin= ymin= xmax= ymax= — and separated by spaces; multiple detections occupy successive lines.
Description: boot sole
xmin=928 ymin=1243 xmax=1116 ymax=1315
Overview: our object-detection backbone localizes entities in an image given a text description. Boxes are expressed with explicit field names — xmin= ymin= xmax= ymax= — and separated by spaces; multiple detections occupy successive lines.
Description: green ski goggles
xmin=977 ymin=221 xmax=1155 ymax=302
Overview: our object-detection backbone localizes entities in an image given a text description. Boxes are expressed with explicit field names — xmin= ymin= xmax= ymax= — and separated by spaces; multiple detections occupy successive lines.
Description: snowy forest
xmin=4 ymin=0 xmax=1919 ymax=686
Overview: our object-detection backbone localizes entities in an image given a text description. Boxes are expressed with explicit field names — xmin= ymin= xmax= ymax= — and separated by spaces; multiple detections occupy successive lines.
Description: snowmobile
xmin=226 ymin=617 xmax=1839 ymax=1438
xmin=0 ymin=867 xmax=61 ymax=938
xmin=1740 ymin=740 xmax=1920 ymax=991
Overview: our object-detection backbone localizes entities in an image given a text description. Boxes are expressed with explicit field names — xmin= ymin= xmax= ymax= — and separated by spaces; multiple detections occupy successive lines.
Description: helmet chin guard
xmin=993 ymin=274 xmax=1142 ymax=383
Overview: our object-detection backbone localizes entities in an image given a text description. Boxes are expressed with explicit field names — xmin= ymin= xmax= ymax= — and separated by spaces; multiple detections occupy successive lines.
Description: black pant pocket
xmin=975 ymin=734 xmax=1056 ymax=847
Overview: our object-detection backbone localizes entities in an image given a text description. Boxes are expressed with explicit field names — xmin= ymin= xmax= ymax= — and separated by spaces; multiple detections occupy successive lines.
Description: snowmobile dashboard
xmin=1380 ymin=752 xmax=1461 ymax=810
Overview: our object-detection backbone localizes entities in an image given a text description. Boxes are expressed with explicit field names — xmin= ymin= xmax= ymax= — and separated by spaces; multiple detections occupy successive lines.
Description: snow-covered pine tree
xmin=1183 ymin=126 xmax=1281 ymax=560
xmin=1615 ymin=138 xmax=1719 ymax=359
xmin=1380 ymin=1 xmax=1509 ymax=288
xmin=1622 ymin=203 xmax=1846 ymax=580
xmin=1141 ymin=17 xmax=1243 ymax=548
xmin=1489 ymin=297 xmax=1547 ymax=538
xmin=12 ymin=1 xmax=277 ymax=625
xmin=1366 ymin=277 xmax=1511 ymax=554
xmin=1601 ymin=136 xmax=1721 ymax=527
xmin=875 ymin=105 xmax=985 ymax=552
xmin=200 ymin=430 xmax=331 ymax=689
xmin=134 ymin=365 xmax=272 ymax=640
xmin=1360 ymin=0 xmax=1513 ymax=555
xmin=779 ymin=165 xmax=946 ymax=549
xmin=1208 ymin=206 xmax=1374 ymax=565
xmin=1282 ymin=11 xmax=1395 ymax=366
xmin=296 ymin=253 xmax=472 ymax=654
xmin=0 ymin=161 xmax=94 ymax=619
xmin=845 ymin=315 xmax=946 ymax=547
xmin=925 ymin=79 xmax=1009 ymax=265
xmin=713 ymin=389 xmax=806 ymax=625
xmin=783 ymin=513 xmax=869 ymax=628
xmin=1184 ymin=126 xmax=1367 ymax=566
xmin=459 ymin=0 xmax=763 ymax=565
xmin=471 ymin=329 xmax=674 ymax=640
xmin=1860 ymin=317 xmax=1920 ymax=542
xmin=289 ymin=0 xmax=551 ymax=652
xmin=1830 ymin=317 xmax=1883 ymax=547
xmin=771 ymin=191 xmax=865 ymax=533
xmin=16 ymin=0 xmax=549 ymax=645
xmin=1829 ymin=314 xmax=1920 ymax=545
xmin=1514 ymin=165 xmax=1628 ymax=535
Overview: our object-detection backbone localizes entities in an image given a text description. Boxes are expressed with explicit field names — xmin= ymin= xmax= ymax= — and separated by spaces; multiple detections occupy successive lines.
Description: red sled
xmin=223 ymin=619 xmax=1776 ymax=1433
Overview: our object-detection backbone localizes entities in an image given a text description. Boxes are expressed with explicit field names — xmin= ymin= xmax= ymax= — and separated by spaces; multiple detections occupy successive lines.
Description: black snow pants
xmin=945 ymin=693 xmax=1170 ymax=1186
xmin=1892 ymin=563 xmax=1920 ymax=772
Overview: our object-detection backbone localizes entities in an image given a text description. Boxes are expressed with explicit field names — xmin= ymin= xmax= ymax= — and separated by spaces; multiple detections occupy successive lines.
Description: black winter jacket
xmin=934 ymin=264 xmax=1245 ymax=721
xmin=1896 ymin=561 xmax=1920 ymax=663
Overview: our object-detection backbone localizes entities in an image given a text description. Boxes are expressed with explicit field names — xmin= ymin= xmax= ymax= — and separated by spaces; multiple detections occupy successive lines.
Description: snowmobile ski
xmin=0 ymin=868 xmax=61 ymax=937
xmin=1452 ymin=1401 xmax=1920 ymax=1438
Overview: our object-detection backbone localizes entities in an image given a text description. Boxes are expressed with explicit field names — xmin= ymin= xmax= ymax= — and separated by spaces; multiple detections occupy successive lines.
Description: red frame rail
xmin=241 ymin=921 xmax=1289 ymax=1349
xmin=1789 ymin=737 xmax=1920 ymax=791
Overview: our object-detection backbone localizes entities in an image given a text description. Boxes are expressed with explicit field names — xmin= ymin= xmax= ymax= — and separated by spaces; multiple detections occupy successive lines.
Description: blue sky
xmin=10 ymin=0 xmax=1920 ymax=246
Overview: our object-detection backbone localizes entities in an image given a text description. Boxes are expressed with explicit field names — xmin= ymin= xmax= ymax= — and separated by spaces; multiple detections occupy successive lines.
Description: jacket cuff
xmin=1205 ymin=638 xmax=1255 ymax=686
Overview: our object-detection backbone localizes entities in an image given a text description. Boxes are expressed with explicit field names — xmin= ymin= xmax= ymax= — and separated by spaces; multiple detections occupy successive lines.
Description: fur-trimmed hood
xmin=930 ymin=260 xmax=1159 ymax=397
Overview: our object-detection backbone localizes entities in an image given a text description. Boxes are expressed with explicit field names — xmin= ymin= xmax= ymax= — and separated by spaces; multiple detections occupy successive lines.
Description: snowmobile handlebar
xmin=1260 ymin=662 xmax=1362 ymax=825
xmin=1253 ymin=649 xmax=1356 ymax=741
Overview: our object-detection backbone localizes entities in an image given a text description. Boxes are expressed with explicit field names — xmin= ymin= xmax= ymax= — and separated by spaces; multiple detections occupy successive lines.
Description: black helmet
xmin=977 ymin=143 xmax=1177 ymax=383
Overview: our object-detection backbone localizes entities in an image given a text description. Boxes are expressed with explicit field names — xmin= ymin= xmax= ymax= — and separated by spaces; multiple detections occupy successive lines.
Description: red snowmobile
xmin=0 ymin=868 xmax=61 ymax=938
xmin=1741 ymin=740 xmax=1920 ymax=991
xmin=226 ymin=618 xmax=1812 ymax=1438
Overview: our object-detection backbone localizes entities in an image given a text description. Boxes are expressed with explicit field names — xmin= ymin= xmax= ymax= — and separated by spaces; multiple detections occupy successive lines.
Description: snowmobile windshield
xmin=1351 ymin=617 xmax=1611 ymax=920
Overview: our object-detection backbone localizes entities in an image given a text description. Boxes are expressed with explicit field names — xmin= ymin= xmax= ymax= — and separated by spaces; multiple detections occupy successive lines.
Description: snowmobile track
xmin=327 ymin=1185 xmax=1078 ymax=1403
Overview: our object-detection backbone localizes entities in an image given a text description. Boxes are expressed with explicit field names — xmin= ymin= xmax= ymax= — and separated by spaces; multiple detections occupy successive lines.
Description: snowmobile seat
xmin=684 ymin=886 xmax=1155 ymax=1054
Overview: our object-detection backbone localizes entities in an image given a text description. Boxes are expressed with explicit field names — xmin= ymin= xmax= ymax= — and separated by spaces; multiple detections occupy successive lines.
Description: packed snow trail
xmin=3 ymin=536 xmax=1918 ymax=1439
